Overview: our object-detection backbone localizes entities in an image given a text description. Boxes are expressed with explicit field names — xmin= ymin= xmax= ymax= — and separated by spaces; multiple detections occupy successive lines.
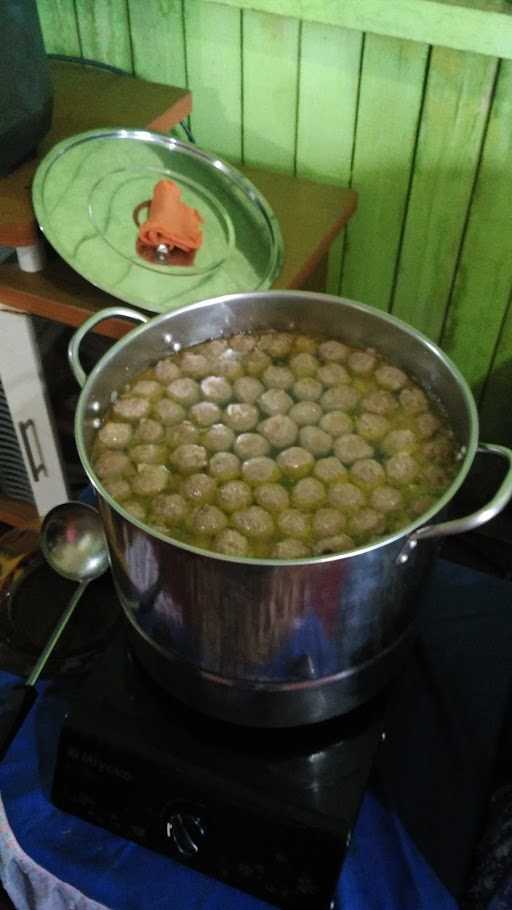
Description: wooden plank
xmin=184 ymin=1 xmax=242 ymax=160
xmin=0 ymin=497 xmax=40 ymax=530
xmin=341 ymin=33 xmax=429 ymax=311
xmin=392 ymin=47 xmax=497 ymax=341
xmin=478 ymin=295 xmax=512 ymax=444
xmin=128 ymin=0 xmax=187 ymax=90
xmin=242 ymin=10 xmax=300 ymax=172
xmin=36 ymin=0 xmax=81 ymax=56
xmin=203 ymin=0 xmax=512 ymax=61
xmin=75 ymin=0 xmax=133 ymax=71
xmin=440 ymin=60 xmax=512 ymax=392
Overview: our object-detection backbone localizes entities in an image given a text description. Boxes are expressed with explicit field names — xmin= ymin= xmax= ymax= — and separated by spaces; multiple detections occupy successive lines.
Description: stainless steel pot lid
xmin=32 ymin=129 xmax=283 ymax=313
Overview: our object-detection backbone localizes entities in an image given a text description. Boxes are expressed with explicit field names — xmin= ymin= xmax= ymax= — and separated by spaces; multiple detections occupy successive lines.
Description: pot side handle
xmin=398 ymin=443 xmax=512 ymax=564
xmin=68 ymin=307 xmax=150 ymax=388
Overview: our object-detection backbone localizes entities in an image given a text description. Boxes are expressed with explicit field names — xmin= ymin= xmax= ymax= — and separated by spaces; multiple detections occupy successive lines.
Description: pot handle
xmin=68 ymin=307 xmax=150 ymax=388
xmin=398 ymin=443 xmax=512 ymax=564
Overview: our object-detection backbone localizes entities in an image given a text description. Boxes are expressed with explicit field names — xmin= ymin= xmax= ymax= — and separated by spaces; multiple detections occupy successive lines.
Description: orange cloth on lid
xmin=138 ymin=179 xmax=203 ymax=252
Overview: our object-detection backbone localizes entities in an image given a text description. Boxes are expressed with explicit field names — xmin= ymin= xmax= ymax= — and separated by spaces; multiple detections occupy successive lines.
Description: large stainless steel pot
xmin=69 ymin=292 xmax=512 ymax=727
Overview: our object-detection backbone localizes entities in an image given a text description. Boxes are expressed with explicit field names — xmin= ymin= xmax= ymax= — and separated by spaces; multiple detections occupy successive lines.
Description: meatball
xmin=130 ymin=380 xmax=163 ymax=400
xmin=375 ymin=364 xmax=408 ymax=391
xmin=299 ymin=426 xmax=333 ymax=457
xmin=319 ymin=411 xmax=353 ymax=437
xmin=422 ymin=434 xmax=455 ymax=462
xmin=201 ymin=339 xmax=228 ymax=359
xmin=171 ymin=444 xmax=208 ymax=474
xmin=95 ymin=450 xmax=133 ymax=480
xmin=258 ymin=388 xmax=293 ymax=416
xmin=317 ymin=363 xmax=350 ymax=386
xmin=217 ymin=480 xmax=253 ymax=513
xmin=386 ymin=453 xmax=418 ymax=484
xmin=134 ymin=418 xmax=164 ymax=444
xmin=166 ymin=377 xmax=201 ymax=407
xmin=313 ymin=534 xmax=354 ymax=555
xmin=244 ymin=349 xmax=271 ymax=376
xmin=292 ymin=335 xmax=318 ymax=354
xmin=123 ymin=499 xmax=147 ymax=522
xmin=291 ymin=477 xmax=326 ymax=510
xmin=277 ymin=447 xmax=314 ymax=479
xmin=320 ymin=386 xmax=359 ymax=412
xmin=234 ymin=433 xmax=270 ymax=460
xmin=166 ymin=420 xmax=200 ymax=448
xmin=381 ymin=429 xmax=417 ymax=455
xmin=259 ymin=415 xmax=298 ymax=449
xmin=230 ymin=334 xmax=256 ymax=354
xmin=203 ymin=423 xmax=235 ymax=453
xmin=180 ymin=351 xmax=210 ymax=379
xmin=361 ymin=390 xmax=399 ymax=416
xmin=313 ymin=457 xmax=347 ymax=485
xmin=399 ymin=386 xmax=429 ymax=414
xmin=415 ymin=412 xmax=441 ymax=439
xmin=113 ymin=397 xmax=151 ymax=421
xmin=312 ymin=508 xmax=346 ymax=539
xmin=224 ymin=403 xmax=260 ymax=432
xmin=242 ymin=456 xmax=281 ymax=485
xmin=154 ymin=357 xmax=181 ymax=383
xmin=214 ymin=528 xmax=250 ymax=556
xmin=200 ymin=375 xmax=233 ymax=404
xmin=233 ymin=376 xmax=264 ymax=404
xmin=150 ymin=493 xmax=187 ymax=525
xmin=350 ymin=458 xmax=386 ymax=486
xmin=191 ymin=505 xmax=228 ymax=536
xmin=232 ymin=506 xmax=275 ymax=539
xmin=328 ymin=482 xmax=366 ymax=512
xmin=103 ymin=477 xmax=132 ymax=501
xmin=318 ymin=340 xmax=348 ymax=363
xmin=292 ymin=378 xmax=323 ymax=401
xmin=288 ymin=401 xmax=323 ymax=426
xmin=153 ymin=398 xmax=186 ymax=426
xmin=257 ymin=332 xmax=293 ymax=358
xmin=129 ymin=443 xmax=167 ymax=465
xmin=334 ymin=434 xmax=374 ymax=464
xmin=289 ymin=352 xmax=319 ymax=378
xmin=277 ymin=509 xmax=311 ymax=540
xmin=132 ymin=464 xmax=169 ymax=496
xmin=262 ymin=365 xmax=294 ymax=390
xmin=214 ymin=350 xmax=244 ymax=381
xmin=356 ymin=413 xmax=390 ymax=442
xmin=347 ymin=350 xmax=377 ymax=375
xmin=190 ymin=401 xmax=222 ymax=427
xmin=209 ymin=451 xmax=241 ymax=482
xmin=370 ymin=485 xmax=403 ymax=513
xmin=182 ymin=473 xmax=217 ymax=505
xmin=349 ymin=508 xmax=386 ymax=539
xmin=273 ymin=540 xmax=311 ymax=559
xmin=254 ymin=482 xmax=290 ymax=513
xmin=98 ymin=421 xmax=133 ymax=449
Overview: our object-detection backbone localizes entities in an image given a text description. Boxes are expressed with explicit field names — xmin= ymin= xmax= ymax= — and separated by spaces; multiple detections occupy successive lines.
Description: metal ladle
xmin=0 ymin=502 xmax=109 ymax=761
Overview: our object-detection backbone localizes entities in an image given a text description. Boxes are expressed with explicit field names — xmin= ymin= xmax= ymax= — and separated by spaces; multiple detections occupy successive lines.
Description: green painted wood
xmin=440 ymin=61 xmax=512 ymax=394
xmin=36 ymin=0 xmax=82 ymax=56
xmin=203 ymin=0 xmax=512 ymax=61
xmin=75 ymin=0 xmax=133 ymax=71
xmin=184 ymin=1 xmax=242 ymax=160
xmin=242 ymin=9 xmax=300 ymax=173
xmin=479 ymin=296 xmax=512 ymax=443
xmin=391 ymin=47 xmax=497 ymax=341
xmin=341 ymin=33 xmax=429 ymax=311
xmin=128 ymin=0 xmax=187 ymax=89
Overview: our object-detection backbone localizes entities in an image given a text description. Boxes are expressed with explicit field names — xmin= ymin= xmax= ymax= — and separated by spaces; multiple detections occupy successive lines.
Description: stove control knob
xmin=165 ymin=811 xmax=207 ymax=858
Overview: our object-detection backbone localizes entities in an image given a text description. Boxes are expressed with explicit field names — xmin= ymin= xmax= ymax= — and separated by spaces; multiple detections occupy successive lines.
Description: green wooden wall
xmin=36 ymin=0 xmax=512 ymax=445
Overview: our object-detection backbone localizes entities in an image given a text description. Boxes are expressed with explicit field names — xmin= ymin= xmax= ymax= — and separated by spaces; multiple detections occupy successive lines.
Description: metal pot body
xmin=71 ymin=291 xmax=512 ymax=727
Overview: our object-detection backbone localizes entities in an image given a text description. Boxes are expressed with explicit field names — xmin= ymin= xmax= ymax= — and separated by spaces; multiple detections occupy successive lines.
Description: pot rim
xmin=75 ymin=290 xmax=479 ymax=566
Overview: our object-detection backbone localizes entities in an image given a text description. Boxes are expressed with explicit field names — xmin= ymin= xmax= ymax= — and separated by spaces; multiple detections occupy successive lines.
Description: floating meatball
xmin=232 ymin=506 xmax=274 ymax=539
xmin=123 ymin=499 xmax=147 ymax=522
xmin=424 ymin=464 xmax=451 ymax=491
xmin=370 ymin=485 xmax=403 ymax=513
xmin=132 ymin=464 xmax=169 ymax=496
xmin=317 ymin=363 xmax=350 ymax=386
xmin=381 ymin=429 xmax=417 ymax=455
xmin=288 ymin=401 xmax=323 ymax=426
xmin=386 ymin=453 xmax=418 ymax=484
xmin=415 ymin=412 xmax=441 ymax=439
xmin=153 ymin=398 xmax=186 ymax=426
xmin=262 ymin=365 xmax=294 ymax=390
xmin=362 ymin=390 xmax=399 ymax=416
xmin=356 ymin=413 xmax=390 ymax=442
xmin=348 ymin=350 xmax=377 ymax=375
xmin=328 ymin=482 xmax=366 ymax=512
xmin=214 ymin=350 xmax=244 ymax=381
xmin=129 ymin=443 xmax=167 ymax=465
xmin=200 ymin=375 xmax=233 ymax=404
xmin=201 ymin=339 xmax=228 ymax=359
xmin=334 ymin=434 xmax=374 ymax=464
xmin=134 ymin=419 xmax=164 ymax=444
xmin=224 ymin=403 xmax=260 ymax=432
xmin=95 ymin=450 xmax=133 ymax=480
xmin=103 ymin=477 xmax=132 ymax=501
xmin=130 ymin=380 xmax=163 ymax=401
xmin=166 ymin=420 xmax=200 ymax=448
xmin=182 ymin=473 xmax=217 ymax=505
xmin=254 ymin=482 xmax=290 ymax=513
xmin=244 ymin=349 xmax=271 ymax=376
xmin=257 ymin=332 xmax=294 ymax=358
xmin=258 ymin=388 xmax=293 ymax=416
xmin=299 ymin=426 xmax=333 ymax=457
xmin=319 ymin=411 xmax=353 ymax=437
xmin=171 ymin=444 xmax=208 ymax=474
xmin=234 ymin=433 xmax=270 ymax=460
xmin=313 ymin=534 xmax=354 ymax=555
xmin=289 ymin=352 xmax=319 ymax=378
xmin=350 ymin=458 xmax=386 ymax=486
xmin=180 ymin=351 xmax=210 ymax=379
xmin=321 ymin=386 xmax=359 ymax=413
xmin=291 ymin=477 xmax=326 ymax=510
xmin=113 ymin=397 xmax=151 ymax=421
xmin=217 ymin=480 xmax=253 ymax=513
xmin=423 ymin=434 xmax=455 ymax=462
xmin=233 ymin=376 xmax=264 ymax=404
xmin=154 ymin=358 xmax=181 ymax=383
xmin=203 ymin=424 xmax=235 ymax=453
xmin=292 ymin=335 xmax=318 ymax=354
xmin=166 ymin=377 xmax=201 ymax=407
xmin=98 ymin=421 xmax=133 ymax=449
xmin=192 ymin=505 xmax=228 ymax=536
xmin=259 ymin=415 xmax=298 ymax=449
xmin=214 ymin=528 xmax=250 ymax=556
xmin=313 ymin=457 xmax=347 ymax=484
xmin=277 ymin=509 xmax=311 ymax=540
xmin=150 ymin=493 xmax=187 ymax=525
xmin=230 ymin=334 xmax=256 ymax=354
xmin=277 ymin=447 xmax=314 ymax=479
xmin=209 ymin=451 xmax=240 ymax=482
xmin=242 ymin=456 xmax=281 ymax=485
xmin=190 ymin=401 xmax=222 ymax=427
xmin=399 ymin=386 xmax=429 ymax=414
xmin=273 ymin=539 xmax=311 ymax=559
xmin=349 ymin=508 xmax=385 ymax=539
xmin=375 ymin=364 xmax=408 ymax=391
xmin=318 ymin=340 xmax=348 ymax=363
xmin=293 ymin=378 xmax=323 ymax=401
xmin=312 ymin=508 xmax=346 ymax=539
